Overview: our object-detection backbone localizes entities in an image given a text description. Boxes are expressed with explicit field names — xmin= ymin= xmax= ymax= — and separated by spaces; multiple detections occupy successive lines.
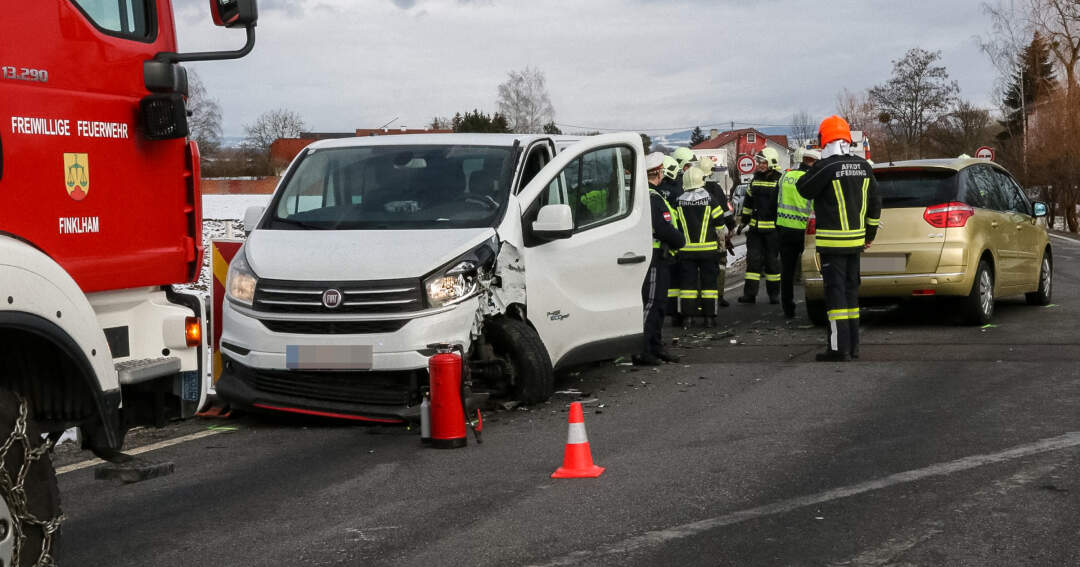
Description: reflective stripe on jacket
xmin=740 ymin=169 xmax=782 ymax=232
xmin=795 ymin=155 xmax=882 ymax=253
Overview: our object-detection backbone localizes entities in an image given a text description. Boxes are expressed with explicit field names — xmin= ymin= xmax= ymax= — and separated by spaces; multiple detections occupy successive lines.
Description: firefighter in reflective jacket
xmin=665 ymin=148 xmax=695 ymax=325
xmin=698 ymin=156 xmax=738 ymax=307
xmin=796 ymin=115 xmax=881 ymax=362
xmin=636 ymin=152 xmax=686 ymax=366
xmin=776 ymin=148 xmax=819 ymax=318
xmin=737 ymin=147 xmax=783 ymax=304
xmin=676 ymin=167 xmax=725 ymax=327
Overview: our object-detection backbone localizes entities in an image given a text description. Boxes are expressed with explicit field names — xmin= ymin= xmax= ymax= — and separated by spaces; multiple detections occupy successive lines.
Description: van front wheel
xmin=482 ymin=317 xmax=554 ymax=405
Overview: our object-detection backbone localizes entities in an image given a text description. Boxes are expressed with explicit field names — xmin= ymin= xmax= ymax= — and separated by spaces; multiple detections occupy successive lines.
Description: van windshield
xmin=874 ymin=169 xmax=959 ymax=209
xmin=267 ymin=145 xmax=514 ymax=230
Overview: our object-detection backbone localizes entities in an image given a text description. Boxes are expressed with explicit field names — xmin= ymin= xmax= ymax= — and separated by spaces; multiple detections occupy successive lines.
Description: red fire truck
xmin=1 ymin=1 xmax=257 ymax=563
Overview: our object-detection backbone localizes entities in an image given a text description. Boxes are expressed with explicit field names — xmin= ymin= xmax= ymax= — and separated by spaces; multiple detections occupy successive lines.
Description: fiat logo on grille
xmin=321 ymin=289 xmax=343 ymax=309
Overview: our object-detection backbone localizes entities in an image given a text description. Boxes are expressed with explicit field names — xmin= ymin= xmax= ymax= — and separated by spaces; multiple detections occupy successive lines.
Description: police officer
xmin=698 ymin=156 xmax=737 ymax=307
xmin=676 ymin=167 xmax=725 ymax=327
xmin=737 ymin=147 xmax=783 ymax=304
xmin=776 ymin=148 xmax=819 ymax=318
xmin=796 ymin=116 xmax=881 ymax=362
xmin=635 ymin=152 xmax=686 ymax=366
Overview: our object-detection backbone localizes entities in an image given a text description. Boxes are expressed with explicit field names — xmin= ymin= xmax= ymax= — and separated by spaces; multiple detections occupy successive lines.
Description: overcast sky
xmin=174 ymin=0 xmax=1003 ymax=137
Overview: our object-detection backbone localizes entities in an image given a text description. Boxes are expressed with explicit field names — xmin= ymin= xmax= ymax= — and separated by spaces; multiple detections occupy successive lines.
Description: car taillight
xmin=806 ymin=217 xmax=816 ymax=235
xmin=923 ymin=202 xmax=974 ymax=228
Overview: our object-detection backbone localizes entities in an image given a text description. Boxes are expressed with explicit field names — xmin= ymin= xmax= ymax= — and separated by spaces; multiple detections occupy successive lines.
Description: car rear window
xmin=873 ymin=169 xmax=959 ymax=209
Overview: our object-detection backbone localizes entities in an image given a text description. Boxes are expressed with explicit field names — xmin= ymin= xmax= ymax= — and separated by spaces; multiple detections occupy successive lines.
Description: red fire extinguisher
xmin=428 ymin=344 xmax=468 ymax=449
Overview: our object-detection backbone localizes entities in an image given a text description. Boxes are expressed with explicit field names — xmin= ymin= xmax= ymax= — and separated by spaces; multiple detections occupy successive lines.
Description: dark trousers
xmin=642 ymin=260 xmax=670 ymax=355
xmin=742 ymin=229 xmax=781 ymax=300
xmin=678 ymin=252 xmax=719 ymax=318
xmin=778 ymin=227 xmax=806 ymax=316
xmin=820 ymin=252 xmax=861 ymax=356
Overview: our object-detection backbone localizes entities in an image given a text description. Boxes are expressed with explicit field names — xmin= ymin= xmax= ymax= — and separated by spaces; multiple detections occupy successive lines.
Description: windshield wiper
xmin=272 ymin=217 xmax=323 ymax=230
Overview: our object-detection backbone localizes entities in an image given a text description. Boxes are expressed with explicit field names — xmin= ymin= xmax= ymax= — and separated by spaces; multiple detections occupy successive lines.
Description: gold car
xmin=803 ymin=158 xmax=1053 ymax=325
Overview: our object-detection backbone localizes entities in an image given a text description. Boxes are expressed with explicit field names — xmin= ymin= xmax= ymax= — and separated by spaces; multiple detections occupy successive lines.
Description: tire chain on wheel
xmin=0 ymin=397 xmax=63 ymax=567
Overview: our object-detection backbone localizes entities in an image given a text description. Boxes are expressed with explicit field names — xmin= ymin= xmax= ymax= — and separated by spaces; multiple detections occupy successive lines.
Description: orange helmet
xmin=818 ymin=115 xmax=852 ymax=145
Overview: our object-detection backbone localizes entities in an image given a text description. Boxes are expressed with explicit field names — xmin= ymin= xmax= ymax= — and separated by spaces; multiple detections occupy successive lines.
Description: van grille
xmin=253 ymin=278 xmax=424 ymax=315
xmin=259 ymin=319 xmax=409 ymax=335
xmin=245 ymin=369 xmax=420 ymax=406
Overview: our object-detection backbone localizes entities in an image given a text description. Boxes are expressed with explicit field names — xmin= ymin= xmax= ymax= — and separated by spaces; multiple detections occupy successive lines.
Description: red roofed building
xmin=692 ymin=128 xmax=792 ymax=174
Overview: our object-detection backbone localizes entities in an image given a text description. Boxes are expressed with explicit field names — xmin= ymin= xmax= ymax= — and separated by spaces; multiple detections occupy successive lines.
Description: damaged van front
xmin=216 ymin=133 xmax=651 ymax=422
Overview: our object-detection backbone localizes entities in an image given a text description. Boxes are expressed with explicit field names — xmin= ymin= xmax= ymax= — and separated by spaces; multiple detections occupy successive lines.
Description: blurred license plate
xmin=861 ymin=254 xmax=906 ymax=274
xmin=286 ymin=345 xmax=373 ymax=370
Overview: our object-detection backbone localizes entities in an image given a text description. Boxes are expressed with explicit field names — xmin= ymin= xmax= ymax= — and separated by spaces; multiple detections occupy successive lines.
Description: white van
xmin=216 ymin=133 xmax=651 ymax=422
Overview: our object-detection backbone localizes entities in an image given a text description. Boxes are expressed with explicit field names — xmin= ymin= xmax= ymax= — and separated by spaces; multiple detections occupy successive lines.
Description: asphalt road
xmin=55 ymin=233 xmax=1080 ymax=566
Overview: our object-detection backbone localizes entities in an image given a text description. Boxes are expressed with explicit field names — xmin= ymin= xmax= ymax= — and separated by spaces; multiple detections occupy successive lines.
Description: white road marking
xmin=535 ymin=431 xmax=1080 ymax=566
xmin=1049 ymin=233 xmax=1080 ymax=245
xmin=55 ymin=429 xmax=227 ymax=475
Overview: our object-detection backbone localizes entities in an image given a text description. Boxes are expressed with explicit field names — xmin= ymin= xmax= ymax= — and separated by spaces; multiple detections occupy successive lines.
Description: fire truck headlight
xmin=424 ymin=261 xmax=479 ymax=308
xmin=226 ymin=249 xmax=259 ymax=306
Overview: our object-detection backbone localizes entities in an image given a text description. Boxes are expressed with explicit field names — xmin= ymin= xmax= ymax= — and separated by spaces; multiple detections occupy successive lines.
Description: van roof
xmin=307 ymin=133 xmax=558 ymax=150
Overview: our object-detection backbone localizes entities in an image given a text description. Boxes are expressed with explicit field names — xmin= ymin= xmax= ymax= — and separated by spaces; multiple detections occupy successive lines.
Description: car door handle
xmin=991 ymin=221 xmax=999 ymax=228
xmin=617 ymin=255 xmax=647 ymax=265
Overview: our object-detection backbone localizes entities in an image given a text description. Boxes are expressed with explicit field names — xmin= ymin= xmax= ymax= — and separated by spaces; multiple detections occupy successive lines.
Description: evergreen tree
xmin=1002 ymin=32 xmax=1058 ymax=138
xmin=542 ymin=121 xmax=562 ymax=135
xmin=451 ymin=109 xmax=512 ymax=133
xmin=689 ymin=126 xmax=706 ymax=147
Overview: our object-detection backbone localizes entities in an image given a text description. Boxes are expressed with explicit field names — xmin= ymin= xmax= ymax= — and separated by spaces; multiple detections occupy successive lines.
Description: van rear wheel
xmin=482 ymin=317 xmax=554 ymax=405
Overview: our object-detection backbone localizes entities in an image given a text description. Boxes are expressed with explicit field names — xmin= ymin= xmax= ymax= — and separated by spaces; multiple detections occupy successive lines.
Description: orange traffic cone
xmin=551 ymin=402 xmax=605 ymax=479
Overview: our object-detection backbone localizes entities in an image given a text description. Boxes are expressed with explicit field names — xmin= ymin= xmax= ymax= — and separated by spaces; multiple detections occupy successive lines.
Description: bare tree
xmin=496 ymin=67 xmax=555 ymax=134
xmin=429 ymin=116 xmax=452 ymax=130
xmin=1030 ymin=0 xmax=1080 ymax=92
xmin=243 ymin=108 xmax=306 ymax=154
xmin=926 ymin=100 xmax=994 ymax=157
xmin=870 ymin=48 xmax=960 ymax=158
xmin=186 ymin=71 xmax=223 ymax=155
xmin=790 ymin=110 xmax=816 ymax=148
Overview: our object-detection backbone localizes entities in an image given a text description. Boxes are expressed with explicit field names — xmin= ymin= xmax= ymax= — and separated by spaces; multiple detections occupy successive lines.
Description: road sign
xmin=976 ymin=146 xmax=995 ymax=161
xmin=737 ymin=155 xmax=755 ymax=174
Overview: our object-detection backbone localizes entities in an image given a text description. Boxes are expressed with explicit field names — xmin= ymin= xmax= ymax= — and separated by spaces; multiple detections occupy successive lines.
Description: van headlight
xmin=425 ymin=261 xmax=479 ymax=308
xmin=226 ymin=249 xmax=259 ymax=306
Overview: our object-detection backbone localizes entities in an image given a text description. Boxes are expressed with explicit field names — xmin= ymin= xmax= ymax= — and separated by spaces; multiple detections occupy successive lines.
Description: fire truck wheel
xmin=0 ymin=391 xmax=62 ymax=567
xmin=483 ymin=317 xmax=554 ymax=405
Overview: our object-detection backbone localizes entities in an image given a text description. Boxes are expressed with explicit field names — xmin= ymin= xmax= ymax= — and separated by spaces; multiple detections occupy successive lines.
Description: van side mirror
xmin=243 ymin=205 xmax=265 ymax=234
xmin=212 ymin=0 xmax=258 ymax=28
xmin=1033 ymin=201 xmax=1048 ymax=217
xmin=531 ymin=204 xmax=574 ymax=240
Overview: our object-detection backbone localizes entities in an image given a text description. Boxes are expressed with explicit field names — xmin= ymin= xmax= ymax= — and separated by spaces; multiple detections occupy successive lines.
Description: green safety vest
xmin=650 ymin=188 xmax=679 ymax=249
xmin=777 ymin=169 xmax=813 ymax=230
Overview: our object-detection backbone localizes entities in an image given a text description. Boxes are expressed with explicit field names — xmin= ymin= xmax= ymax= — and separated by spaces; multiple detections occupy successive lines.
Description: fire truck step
xmin=115 ymin=357 xmax=181 ymax=385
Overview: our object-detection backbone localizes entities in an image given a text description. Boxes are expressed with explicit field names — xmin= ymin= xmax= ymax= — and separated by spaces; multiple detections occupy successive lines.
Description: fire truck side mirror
xmin=211 ymin=0 xmax=259 ymax=28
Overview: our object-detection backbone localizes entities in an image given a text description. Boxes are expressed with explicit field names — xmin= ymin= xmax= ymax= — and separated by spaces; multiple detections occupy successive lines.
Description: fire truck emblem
xmin=63 ymin=153 xmax=89 ymax=201
xmin=322 ymin=289 xmax=343 ymax=309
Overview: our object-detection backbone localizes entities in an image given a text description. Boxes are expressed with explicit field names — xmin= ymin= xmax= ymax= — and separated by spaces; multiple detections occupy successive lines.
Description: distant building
xmin=692 ymin=128 xmax=792 ymax=175
xmin=268 ymin=126 xmax=452 ymax=174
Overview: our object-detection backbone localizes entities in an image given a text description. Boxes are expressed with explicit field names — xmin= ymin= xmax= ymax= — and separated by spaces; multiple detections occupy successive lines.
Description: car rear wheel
xmin=482 ymin=317 xmax=554 ymax=405
xmin=806 ymin=299 xmax=827 ymax=327
xmin=1025 ymin=252 xmax=1052 ymax=306
xmin=961 ymin=260 xmax=994 ymax=325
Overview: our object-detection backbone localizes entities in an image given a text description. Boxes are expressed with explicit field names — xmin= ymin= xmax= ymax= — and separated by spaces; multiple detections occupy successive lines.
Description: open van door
xmin=514 ymin=133 xmax=651 ymax=368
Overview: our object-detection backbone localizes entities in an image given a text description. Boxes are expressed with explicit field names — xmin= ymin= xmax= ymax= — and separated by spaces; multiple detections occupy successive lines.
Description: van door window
xmin=70 ymin=0 xmax=153 ymax=40
xmin=518 ymin=145 xmax=551 ymax=190
xmin=561 ymin=146 xmax=635 ymax=232
xmin=968 ymin=165 xmax=1008 ymax=211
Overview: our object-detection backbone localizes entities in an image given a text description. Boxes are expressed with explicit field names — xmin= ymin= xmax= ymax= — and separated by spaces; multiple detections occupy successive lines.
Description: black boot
xmin=633 ymin=352 xmax=663 ymax=366
xmin=718 ymin=297 xmax=730 ymax=308
xmin=815 ymin=350 xmax=851 ymax=362
xmin=657 ymin=349 xmax=681 ymax=363
xmin=737 ymin=295 xmax=755 ymax=304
